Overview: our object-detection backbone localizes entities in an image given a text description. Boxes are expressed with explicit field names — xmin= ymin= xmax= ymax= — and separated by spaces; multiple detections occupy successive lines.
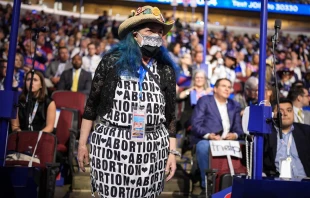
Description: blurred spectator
xmin=0 ymin=59 xmax=18 ymax=90
xmin=0 ymin=41 xmax=9 ymax=60
xmin=278 ymin=68 xmax=295 ymax=97
xmin=211 ymin=50 xmax=237 ymax=85
xmin=235 ymin=51 xmax=247 ymax=77
xmin=0 ymin=59 xmax=6 ymax=90
xmin=71 ymin=37 xmax=89 ymax=58
xmin=58 ymin=54 xmax=92 ymax=95
xmin=265 ymin=83 xmax=275 ymax=105
xmin=11 ymin=70 xmax=56 ymax=132
xmin=14 ymin=53 xmax=25 ymax=91
xmin=82 ymin=42 xmax=101 ymax=78
xmin=191 ymin=78 xmax=243 ymax=190
xmin=207 ymin=50 xmax=223 ymax=80
xmin=234 ymin=76 xmax=258 ymax=112
xmin=177 ymin=70 xmax=212 ymax=130
xmin=246 ymin=53 xmax=259 ymax=77
xmin=97 ymin=10 xmax=109 ymax=38
xmin=95 ymin=41 xmax=106 ymax=58
xmin=23 ymin=40 xmax=46 ymax=72
xmin=168 ymin=42 xmax=181 ymax=66
xmin=287 ymin=86 xmax=310 ymax=124
xmin=192 ymin=51 xmax=208 ymax=76
xmin=45 ymin=47 xmax=72 ymax=88
xmin=179 ymin=53 xmax=193 ymax=77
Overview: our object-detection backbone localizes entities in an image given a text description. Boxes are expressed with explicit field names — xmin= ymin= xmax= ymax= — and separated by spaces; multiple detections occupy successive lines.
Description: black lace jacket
xmin=82 ymin=53 xmax=176 ymax=138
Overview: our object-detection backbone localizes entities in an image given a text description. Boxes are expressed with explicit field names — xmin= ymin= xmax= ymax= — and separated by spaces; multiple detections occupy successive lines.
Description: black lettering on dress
xmin=124 ymin=81 xmax=130 ymax=90
xmin=111 ymin=186 xmax=117 ymax=197
xmin=123 ymin=101 xmax=130 ymax=112
xmin=96 ymin=158 xmax=101 ymax=169
xmin=146 ymin=103 xmax=152 ymax=114
xmin=114 ymin=138 xmax=120 ymax=149
xmin=142 ymin=82 xmax=148 ymax=91
xmin=119 ymin=186 xmax=125 ymax=197
xmin=102 ymin=159 xmax=108 ymax=171
xmin=123 ymin=90 xmax=130 ymax=100
xmin=147 ymin=92 xmax=153 ymax=102
xmin=99 ymin=170 xmax=104 ymax=182
xmin=149 ymin=82 xmax=155 ymax=92
xmin=132 ymin=92 xmax=138 ymax=101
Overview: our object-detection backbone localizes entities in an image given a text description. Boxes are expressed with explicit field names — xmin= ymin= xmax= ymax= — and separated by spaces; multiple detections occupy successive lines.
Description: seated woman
xmin=177 ymin=70 xmax=213 ymax=151
xmin=11 ymin=70 xmax=56 ymax=132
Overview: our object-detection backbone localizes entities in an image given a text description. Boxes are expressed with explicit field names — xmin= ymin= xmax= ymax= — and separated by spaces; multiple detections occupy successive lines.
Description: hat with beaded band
xmin=118 ymin=5 xmax=174 ymax=39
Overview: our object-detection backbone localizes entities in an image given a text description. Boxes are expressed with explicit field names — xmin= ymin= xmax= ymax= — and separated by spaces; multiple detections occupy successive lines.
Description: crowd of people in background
xmin=0 ymin=1 xmax=310 ymax=192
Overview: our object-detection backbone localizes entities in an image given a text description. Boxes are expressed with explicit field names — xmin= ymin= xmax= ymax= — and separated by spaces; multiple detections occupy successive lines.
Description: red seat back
xmin=209 ymin=144 xmax=247 ymax=192
xmin=56 ymin=109 xmax=73 ymax=146
xmin=52 ymin=91 xmax=86 ymax=128
xmin=233 ymin=82 xmax=243 ymax=94
xmin=6 ymin=131 xmax=57 ymax=168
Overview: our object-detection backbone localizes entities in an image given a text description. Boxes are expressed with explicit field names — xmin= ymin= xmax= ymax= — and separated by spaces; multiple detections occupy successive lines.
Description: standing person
xmin=77 ymin=5 xmax=178 ymax=198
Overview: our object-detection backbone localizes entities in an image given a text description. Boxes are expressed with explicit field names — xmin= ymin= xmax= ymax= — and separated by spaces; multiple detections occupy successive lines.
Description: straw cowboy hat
xmin=118 ymin=5 xmax=174 ymax=39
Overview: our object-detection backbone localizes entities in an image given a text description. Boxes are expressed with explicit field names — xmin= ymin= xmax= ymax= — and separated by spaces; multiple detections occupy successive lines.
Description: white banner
xmin=190 ymin=0 xmax=197 ymax=8
xmin=171 ymin=0 xmax=178 ymax=6
xmin=183 ymin=0 xmax=189 ymax=7
xmin=210 ymin=140 xmax=242 ymax=158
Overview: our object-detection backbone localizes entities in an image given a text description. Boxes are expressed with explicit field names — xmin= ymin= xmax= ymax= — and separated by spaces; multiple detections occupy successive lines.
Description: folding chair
xmin=4 ymin=131 xmax=59 ymax=198
xmin=205 ymin=143 xmax=247 ymax=197
xmin=52 ymin=91 xmax=87 ymax=129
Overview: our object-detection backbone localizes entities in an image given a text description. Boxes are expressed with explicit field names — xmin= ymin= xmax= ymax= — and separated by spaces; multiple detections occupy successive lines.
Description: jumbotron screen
xmin=140 ymin=0 xmax=310 ymax=16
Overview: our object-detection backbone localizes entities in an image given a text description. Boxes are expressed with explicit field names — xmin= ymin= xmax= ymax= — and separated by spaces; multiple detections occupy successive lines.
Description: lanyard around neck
xmin=28 ymin=101 xmax=39 ymax=131
xmin=138 ymin=59 xmax=153 ymax=100
xmin=286 ymin=133 xmax=293 ymax=157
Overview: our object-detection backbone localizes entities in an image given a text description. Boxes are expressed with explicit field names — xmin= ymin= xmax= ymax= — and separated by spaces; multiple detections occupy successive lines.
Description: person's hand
xmin=36 ymin=51 xmax=42 ymax=57
xmin=223 ymin=133 xmax=237 ymax=140
xmin=165 ymin=154 xmax=177 ymax=182
xmin=51 ymin=77 xmax=60 ymax=84
xmin=209 ymin=133 xmax=221 ymax=140
xmin=77 ymin=144 xmax=89 ymax=172
xmin=205 ymin=87 xmax=213 ymax=94
xmin=23 ymin=66 xmax=31 ymax=73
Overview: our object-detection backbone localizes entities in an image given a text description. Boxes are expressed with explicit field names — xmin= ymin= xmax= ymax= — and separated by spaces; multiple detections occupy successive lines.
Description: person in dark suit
xmin=191 ymin=78 xmax=243 ymax=189
xmin=287 ymin=86 xmax=310 ymax=125
xmin=58 ymin=54 xmax=92 ymax=95
xmin=264 ymin=98 xmax=310 ymax=178
xmin=45 ymin=47 xmax=72 ymax=88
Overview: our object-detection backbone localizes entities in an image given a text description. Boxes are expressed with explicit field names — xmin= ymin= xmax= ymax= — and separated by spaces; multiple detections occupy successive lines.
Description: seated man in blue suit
xmin=191 ymin=78 xmax=243 ymax=190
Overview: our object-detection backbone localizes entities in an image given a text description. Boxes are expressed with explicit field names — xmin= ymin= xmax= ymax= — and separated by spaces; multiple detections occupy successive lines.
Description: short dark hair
xmin=287 ymin=86 xmax=306 ymax=102
xmin=0 ymin=59 xmax=7 ymax=68
xmin=272 ymin=98 xmax=293 ymax=111
xmin=58 ymin=46 xmax=68 ymax=52
xmin=87 ymin=42 xmax=95 ymax=48
xmin=214 ymin=78 xmax=231 ymax=88
xmin=291 ymin=80 xmax=305 ymax=89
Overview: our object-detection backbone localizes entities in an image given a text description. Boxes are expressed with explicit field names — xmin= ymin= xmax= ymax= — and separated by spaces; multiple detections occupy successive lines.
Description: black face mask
xmin=140 ymin=45 xmax=160 ymax=58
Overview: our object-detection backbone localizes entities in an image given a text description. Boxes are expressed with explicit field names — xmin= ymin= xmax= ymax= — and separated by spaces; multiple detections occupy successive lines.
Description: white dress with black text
xmin=89 ymin=61 xmax=170 ymax=198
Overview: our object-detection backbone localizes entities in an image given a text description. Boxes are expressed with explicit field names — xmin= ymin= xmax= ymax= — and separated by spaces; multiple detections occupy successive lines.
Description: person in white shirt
xmin=191 ymin=78 xmax=243 ymax=190
xmin=82 ymin=42 xmax=101 ymax=78
xmin=211 ymin=50 xmax=237 ymax=86
xmin=288 ymin=86 xmax=310 ymax=125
